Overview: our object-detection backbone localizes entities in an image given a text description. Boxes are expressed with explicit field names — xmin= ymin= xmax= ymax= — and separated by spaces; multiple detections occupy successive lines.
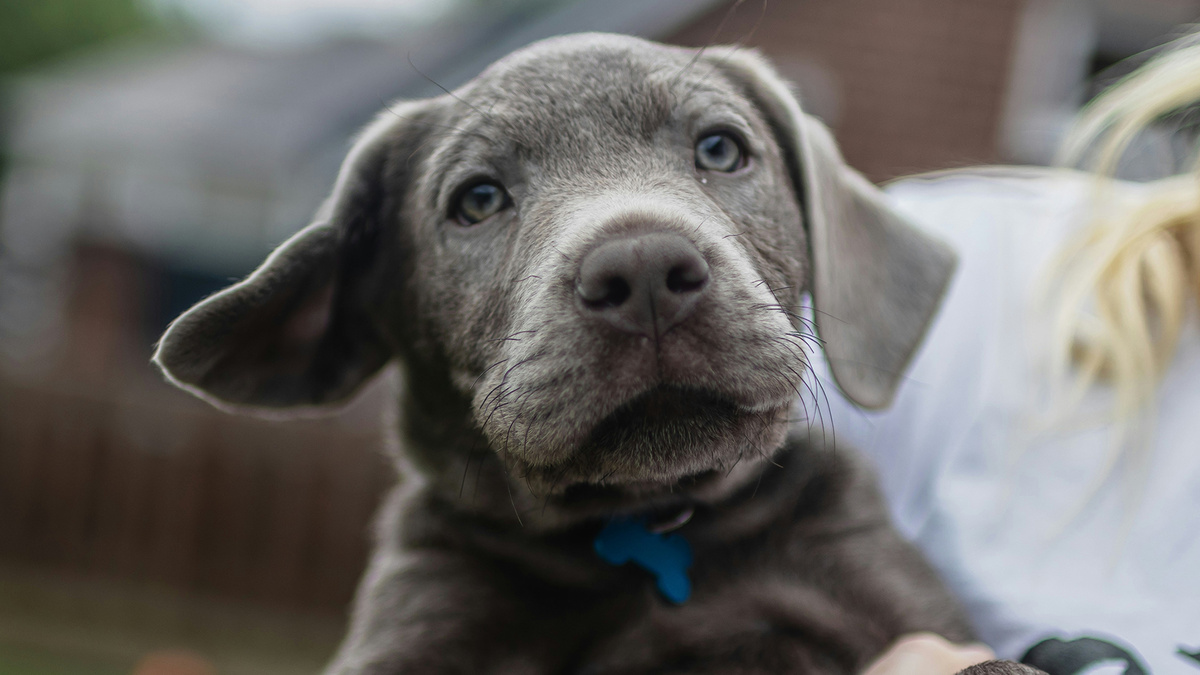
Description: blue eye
xmin=695 ymin=133 xmax=745 ymax=173
xmin=456 ymin=181 xmax=509 ymax=225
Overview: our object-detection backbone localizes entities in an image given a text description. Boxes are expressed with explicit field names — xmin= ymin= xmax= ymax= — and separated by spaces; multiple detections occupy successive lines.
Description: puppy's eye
xmin=455 ymin=181 xmax=509 ymax=225
xmin=695 ymin=132 xmax=745 ymax=172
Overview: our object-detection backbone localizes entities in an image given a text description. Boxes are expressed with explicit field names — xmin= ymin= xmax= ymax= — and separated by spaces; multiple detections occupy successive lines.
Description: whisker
xmin=470 ymin=358 xmax=509 ymax=391
xmin=405 ymin=51 xmax=501 ymax=126
xmin=486 ymin=329 xmax=538 ymax=344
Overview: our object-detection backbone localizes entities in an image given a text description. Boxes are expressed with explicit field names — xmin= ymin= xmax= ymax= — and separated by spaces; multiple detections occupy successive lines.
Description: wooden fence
xmin=0 ymin=373 xmax=393 ymax=614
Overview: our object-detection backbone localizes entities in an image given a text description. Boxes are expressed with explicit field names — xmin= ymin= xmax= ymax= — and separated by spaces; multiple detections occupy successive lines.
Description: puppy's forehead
xmin=456 ymin=36 xmax=740 ymax=143
xmin=475 ymin=33 xmax=695 ymax=96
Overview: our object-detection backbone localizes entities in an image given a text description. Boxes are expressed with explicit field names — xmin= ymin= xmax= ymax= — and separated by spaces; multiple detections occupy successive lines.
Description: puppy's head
xmin=154 ymin=34 xmax=954 ymax=519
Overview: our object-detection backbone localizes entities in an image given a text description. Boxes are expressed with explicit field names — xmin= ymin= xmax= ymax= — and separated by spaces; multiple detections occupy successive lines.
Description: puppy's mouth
xmin=531 ymin=385 xmax=786 ymax=510
xmin=583 ymin=385 xmax=740 ymax=453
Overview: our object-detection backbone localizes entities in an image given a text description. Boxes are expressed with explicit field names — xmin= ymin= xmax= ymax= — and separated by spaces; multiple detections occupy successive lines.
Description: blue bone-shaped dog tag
xmin=594 ymin=516 xmax=693 ymax=604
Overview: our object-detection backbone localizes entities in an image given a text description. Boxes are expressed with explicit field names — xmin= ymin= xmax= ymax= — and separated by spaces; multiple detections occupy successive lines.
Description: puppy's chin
xmin=545 ymin=459 xmax=771 ymax=520
xmin=518 ymin=387 xmax=791 ymax=517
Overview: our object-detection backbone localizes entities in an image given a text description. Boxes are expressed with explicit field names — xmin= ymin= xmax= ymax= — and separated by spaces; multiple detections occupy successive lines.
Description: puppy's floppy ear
xmin=705 ymin=48 xmax=957 ymax=409
xmin=154 ymin=102 xmax=430 ymax=411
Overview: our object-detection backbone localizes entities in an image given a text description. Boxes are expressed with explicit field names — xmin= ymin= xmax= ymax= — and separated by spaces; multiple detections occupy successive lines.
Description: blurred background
xmin=0 ymin=0 xmax=1196 ymax=673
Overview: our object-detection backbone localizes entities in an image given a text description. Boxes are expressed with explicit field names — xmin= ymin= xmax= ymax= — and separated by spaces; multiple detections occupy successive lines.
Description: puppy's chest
xmin=545 ymin=532 xmax=876 ymax=673
xmin=570 ymin=572 xmax=876 ymax=675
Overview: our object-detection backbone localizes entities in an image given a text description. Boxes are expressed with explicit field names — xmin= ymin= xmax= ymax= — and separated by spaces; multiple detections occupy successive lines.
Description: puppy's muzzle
xmin=575 ymin=232 xmax=709 ymax=337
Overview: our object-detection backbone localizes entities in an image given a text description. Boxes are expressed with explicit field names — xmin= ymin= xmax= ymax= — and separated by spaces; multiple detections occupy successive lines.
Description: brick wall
xmin=668 ymin=0 xmax=1024 ymax=182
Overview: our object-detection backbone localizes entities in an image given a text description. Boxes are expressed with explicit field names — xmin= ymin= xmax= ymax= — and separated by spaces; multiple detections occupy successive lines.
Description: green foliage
xmin=0 ymin=645 xmax=128 ymax=675
xmin=0 ymin=0 xmax=160 ymax=76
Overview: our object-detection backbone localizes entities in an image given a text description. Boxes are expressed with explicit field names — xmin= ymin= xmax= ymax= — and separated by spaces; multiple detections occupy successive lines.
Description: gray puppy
xmin=155 ymin=33 xmax=1032 ymax=675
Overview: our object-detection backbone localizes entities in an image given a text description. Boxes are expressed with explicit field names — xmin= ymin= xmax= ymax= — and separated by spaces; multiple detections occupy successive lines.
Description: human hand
xmin=862 ymin=632 xmax=995 ymax=675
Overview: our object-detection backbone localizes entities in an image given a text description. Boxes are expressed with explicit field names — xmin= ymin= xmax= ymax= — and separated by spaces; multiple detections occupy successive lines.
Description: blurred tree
xmin=0 ymin=0 xmax=162 ymax=76
xmin=0 ymin=0 xmax=184 ymax=180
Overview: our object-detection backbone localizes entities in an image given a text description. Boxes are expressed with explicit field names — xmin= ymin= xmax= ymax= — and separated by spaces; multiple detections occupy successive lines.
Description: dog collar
xmin=593 ymin=511 xmax=694 ymax=604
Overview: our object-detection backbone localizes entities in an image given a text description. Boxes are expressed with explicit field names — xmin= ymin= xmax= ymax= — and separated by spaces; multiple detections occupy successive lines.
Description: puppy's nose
xmin=576 ymin=232 xmax=709 ymax=337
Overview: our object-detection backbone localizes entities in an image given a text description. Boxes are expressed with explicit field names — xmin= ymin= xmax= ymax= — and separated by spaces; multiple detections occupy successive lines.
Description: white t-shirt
xmin=808 ymin=169 xmax=1200 ymax=675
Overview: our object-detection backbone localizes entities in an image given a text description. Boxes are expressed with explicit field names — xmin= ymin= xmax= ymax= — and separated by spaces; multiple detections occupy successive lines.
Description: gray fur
xmin=154 ymin=34 xmax=997 ymax=673
xmin=959 ymin=662 xmax=1048 ymax=675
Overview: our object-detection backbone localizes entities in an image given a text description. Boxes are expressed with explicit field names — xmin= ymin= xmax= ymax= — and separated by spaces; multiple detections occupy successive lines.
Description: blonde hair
xmin=1023 ymin=38 xmax=1200 ymax=537
xmin=1049 ymin=39 xmax=1200 ymax=431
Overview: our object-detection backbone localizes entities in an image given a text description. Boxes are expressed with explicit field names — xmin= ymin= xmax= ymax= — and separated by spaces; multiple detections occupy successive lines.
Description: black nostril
xmin=666 ymin=261 xmax=708 ymax=294
xmin=583 ymin=276 xmax=631 ymax=309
